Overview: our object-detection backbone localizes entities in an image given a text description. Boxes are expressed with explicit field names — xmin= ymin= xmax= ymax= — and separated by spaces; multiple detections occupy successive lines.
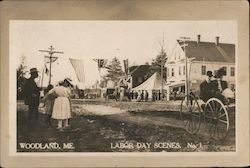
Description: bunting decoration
xmin=69 ymin=58 xmax=85 ymax=82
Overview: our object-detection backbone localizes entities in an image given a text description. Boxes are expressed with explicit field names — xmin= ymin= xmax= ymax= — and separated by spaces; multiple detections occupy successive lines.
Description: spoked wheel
xmin=180 ymin=94 xmax=201 ymax=134
xmin=204 ymin=98 xmax=229 ymax=141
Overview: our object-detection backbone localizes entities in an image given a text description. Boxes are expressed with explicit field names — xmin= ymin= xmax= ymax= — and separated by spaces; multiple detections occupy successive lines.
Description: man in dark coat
xmin=144 ymin=90 xmax=149 ymax=102
xmin=140 ymin=90 xmax=144 ymax=102
xmin=200 ymin=71 xmax=216 ymax=102
xmin=23 ymin=68 xmax=40 ymax=134
xmin=213 ymin=68 xmax=228 ymax=104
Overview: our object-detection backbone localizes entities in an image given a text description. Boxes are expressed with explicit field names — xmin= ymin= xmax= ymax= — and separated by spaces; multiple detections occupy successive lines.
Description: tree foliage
xmin=17 ymin=55 xmax=28 ymax=99
xmin=105 ymin=57 xmax=124 ymax=85
xmin=17 ymin=55 xmax=27 ymax=80
xmin=148 ymin=49 xmax=167 ymax=80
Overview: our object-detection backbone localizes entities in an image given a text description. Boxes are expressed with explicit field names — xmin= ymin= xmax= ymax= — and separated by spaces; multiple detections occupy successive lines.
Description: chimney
xmin=197 ymin=34 xmax=201 ymax=45
xmin=215 ymin=36 xmax=219 ymax=45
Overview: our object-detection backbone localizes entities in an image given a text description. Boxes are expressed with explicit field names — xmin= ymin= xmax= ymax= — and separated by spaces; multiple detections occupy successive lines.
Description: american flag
xmin=69 ymin=58 xmax=85 ymax=82
xmin=44 ymin=56 xmax=58 ymax=63
xmin=93 ymin=59 xmax=108 ymax=71
xmin=45 ymin=64 xmax=49 ymax=75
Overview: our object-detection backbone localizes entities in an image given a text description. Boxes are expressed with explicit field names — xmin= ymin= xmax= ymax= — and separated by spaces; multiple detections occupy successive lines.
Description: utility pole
xmin=39 ymin=45 xmax=64 ymax=85
xmin=160 ymin=50 xmax=164 ymax=100
xmin=160 ymin=33 xmax=166 ymax=100
xmin=179 ymin=37 xmax=190 ymax=96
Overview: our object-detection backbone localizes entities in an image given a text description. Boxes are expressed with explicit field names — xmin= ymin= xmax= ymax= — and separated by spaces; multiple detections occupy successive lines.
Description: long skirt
xmin=52 ymin=97 xmax=71 ymax=119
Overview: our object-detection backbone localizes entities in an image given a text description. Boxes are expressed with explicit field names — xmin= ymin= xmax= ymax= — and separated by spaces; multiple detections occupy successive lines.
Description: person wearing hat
xmin=48 ymin=79 xmax=72 ymax=131
xmin=23 ymin=68 xmax=40 ymax=134
xmin=200 ymin=70 xmax=216 ymax=102
xmin=214 ymin=68 xmax=228 ymax=93
xmin=213 ymin=67 xmax=229 ymax=104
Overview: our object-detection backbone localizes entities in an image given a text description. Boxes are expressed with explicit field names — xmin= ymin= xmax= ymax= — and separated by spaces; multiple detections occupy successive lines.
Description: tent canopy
xmin=132 ymin=72 xmax=163 ymax=91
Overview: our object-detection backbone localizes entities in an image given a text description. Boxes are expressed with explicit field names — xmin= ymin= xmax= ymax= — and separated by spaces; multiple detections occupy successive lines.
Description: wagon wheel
xmin=180 ymin=94 xmax=201 ymax=134
xmin=204 ymin=98 xmax=229 ymax=141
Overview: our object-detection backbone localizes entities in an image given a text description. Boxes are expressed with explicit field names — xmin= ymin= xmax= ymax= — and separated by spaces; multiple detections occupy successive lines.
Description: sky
xmin=10 ymin=21 xmax=237 ymax=87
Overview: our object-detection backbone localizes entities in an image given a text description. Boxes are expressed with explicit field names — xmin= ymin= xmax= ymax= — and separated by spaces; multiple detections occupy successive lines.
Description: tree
xmin=17 ymin=55 xmax=27 ymax=80
xmin=17 ymin=55 xmax=28 ymax=99
xmin=105 ymin=57 xmax=124 ymax=85
xmin=148 ymin=48 xmax=167 ymax=80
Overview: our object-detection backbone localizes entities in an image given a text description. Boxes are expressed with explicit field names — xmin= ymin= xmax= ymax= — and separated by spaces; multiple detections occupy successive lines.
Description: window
xmin=172 ymin=68 xmax=175 ymax=77
xmin=183 ymin=66 xmax=185 ymax=75
xmin=201 ymin=65 xmax=206 ymax=75
xmin=230 ymin=67 xmax=235 ymax=76
xmin=179 ymin=66 xmax=181 ymax=75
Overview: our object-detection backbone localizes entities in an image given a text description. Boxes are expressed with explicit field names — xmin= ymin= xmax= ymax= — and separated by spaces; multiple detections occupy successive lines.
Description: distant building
xmin=119 ymin=65 xmax=151 ymax=89
xmin=129 ymin=65 xmax=151 ymax=88
xmin=166 ymin=35 xmax=235 ymax=96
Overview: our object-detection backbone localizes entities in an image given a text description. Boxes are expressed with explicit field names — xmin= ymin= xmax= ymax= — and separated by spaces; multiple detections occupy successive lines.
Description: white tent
xmin=132 ymin=72 xmax=163 ymax=98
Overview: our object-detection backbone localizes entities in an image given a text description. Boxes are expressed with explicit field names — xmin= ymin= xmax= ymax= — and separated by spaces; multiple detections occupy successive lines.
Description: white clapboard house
xmin=166 ymin=35 xmax=235 ymax=96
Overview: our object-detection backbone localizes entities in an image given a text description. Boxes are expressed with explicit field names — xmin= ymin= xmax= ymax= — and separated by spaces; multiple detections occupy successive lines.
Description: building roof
xmin=129 ymin=65 xmax=151 ymax=77
xmin=129 ymin=66 xmax=138 ymax=73
xmin=177 ymin=40 xmax=235 ymax=63
xmin=132 ymin=72 xmax=162 ymax=91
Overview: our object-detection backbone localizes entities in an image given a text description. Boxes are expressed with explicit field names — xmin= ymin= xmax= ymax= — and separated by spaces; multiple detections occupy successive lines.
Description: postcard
xmin=1 ymin=0 xmax=249 ymax=167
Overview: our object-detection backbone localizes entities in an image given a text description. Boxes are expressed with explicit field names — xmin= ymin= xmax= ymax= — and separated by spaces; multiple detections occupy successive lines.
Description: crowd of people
xmin=107 ymin=86 xmax=168 ymax=102
xmin=23 ymin=67 xmax=72 ymax=136
xmin=22 ymin=66 xmax=234 ymax=136
xmin=106 ymin=87 xmax=151 ymax=102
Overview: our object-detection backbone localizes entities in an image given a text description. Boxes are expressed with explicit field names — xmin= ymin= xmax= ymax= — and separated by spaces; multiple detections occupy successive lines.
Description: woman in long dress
xmin=49 ymin=80 xmax=71 ymax=131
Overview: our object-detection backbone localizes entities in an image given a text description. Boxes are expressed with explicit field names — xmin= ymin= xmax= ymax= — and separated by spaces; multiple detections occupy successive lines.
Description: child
xmin=43 ymin=84 xmax=55 ymax=126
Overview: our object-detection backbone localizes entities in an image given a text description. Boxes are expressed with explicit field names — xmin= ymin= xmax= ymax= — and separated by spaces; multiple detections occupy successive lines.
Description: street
xmin=17 ymin=100 xmax=235 ymax=152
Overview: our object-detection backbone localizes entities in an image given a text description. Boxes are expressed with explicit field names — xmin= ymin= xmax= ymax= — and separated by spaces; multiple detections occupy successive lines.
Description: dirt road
xmin=17 ymin=101 xmax=235 ymax=152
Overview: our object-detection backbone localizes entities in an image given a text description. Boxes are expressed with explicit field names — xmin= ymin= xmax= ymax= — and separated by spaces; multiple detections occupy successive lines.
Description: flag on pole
xmin=93 ymin=59 xmax=108 ymax=71
xmin=123 ymin=59 xmax=129 ymax=75
xmin=45 ymin=64 xmax=49 ymax=75
xmin=69 ymin=58 xmax=85 ymax=82
xmin=44 ymin=56 xmax=58 ymax=63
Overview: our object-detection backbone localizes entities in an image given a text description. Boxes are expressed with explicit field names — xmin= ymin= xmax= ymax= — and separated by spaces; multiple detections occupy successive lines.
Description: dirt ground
xmin=17 ymin=100 xmax=235 ymax=152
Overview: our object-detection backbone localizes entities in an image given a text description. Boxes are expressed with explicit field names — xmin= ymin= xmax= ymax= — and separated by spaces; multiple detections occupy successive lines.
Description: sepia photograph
xmin=1 ymin=0 xmax=249 ymax=167
xmin=12 ymin=20 xmax=236 ymax=152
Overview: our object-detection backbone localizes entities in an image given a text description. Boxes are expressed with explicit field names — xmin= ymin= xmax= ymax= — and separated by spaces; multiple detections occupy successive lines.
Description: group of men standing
xmin=111 ymin=87 xmax=149 ymax=102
